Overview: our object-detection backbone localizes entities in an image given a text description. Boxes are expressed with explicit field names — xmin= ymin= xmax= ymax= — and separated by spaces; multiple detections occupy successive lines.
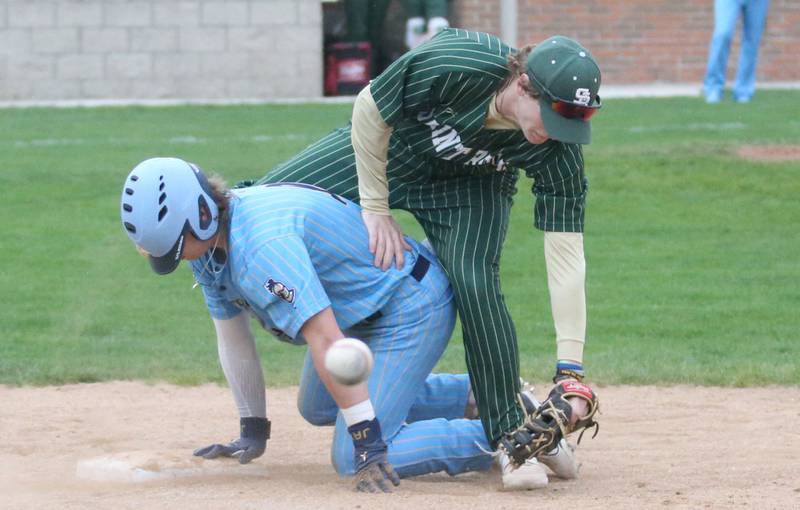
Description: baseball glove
xmin=499 ymin=380 xmax=599 ymax=468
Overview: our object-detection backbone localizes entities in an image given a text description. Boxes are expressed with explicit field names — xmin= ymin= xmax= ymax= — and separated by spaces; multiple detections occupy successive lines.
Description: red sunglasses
xmin=528 ymin=72 xmax=602 ymax=121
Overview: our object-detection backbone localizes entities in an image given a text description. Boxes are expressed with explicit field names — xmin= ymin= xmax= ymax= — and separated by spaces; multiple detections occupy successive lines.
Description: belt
xmin=361 ymin=254 xmax=431 ymax=324
xmin=410 ymin=254 xmax=430 ymax=282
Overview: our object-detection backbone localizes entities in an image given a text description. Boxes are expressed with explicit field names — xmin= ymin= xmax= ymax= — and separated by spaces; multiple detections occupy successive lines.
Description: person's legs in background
xmin=344 ymin=0 xmax=369 ymax=42
xmin=404 ymin=0 xmax=449 ymax=50
xmin=345 ymin=0 xmax=392 ymax=77
xmin=404 ymin=0 xmax=427 ymax=49
xmin=703 ymin=0 xmax=741 ymax=103
xmin=424 ymin=0 xmax=449 ymax=40
xmin=733 ymin=0 xmax=771 ymax=103
xmin=366 ymin=0 xmax=392 ymax=74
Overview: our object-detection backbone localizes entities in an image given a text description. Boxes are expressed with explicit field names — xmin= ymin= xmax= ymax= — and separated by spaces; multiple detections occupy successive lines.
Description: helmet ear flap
xmin=186 ymin=163 xmax=219 ymax=241
xmin=198 ymin=195 xmax=213 ymax=231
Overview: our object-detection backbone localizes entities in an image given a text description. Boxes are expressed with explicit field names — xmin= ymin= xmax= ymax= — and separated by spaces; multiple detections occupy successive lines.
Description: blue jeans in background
xmin=703 ymin=0 xmax=771 ymax=103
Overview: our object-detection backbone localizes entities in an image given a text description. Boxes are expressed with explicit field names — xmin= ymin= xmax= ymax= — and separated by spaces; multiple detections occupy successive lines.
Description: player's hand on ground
xmin=361 ymin=211 xmax=412 ymax=271
xmin=193 ymin=417 xmax=270 ymax=465
xmin=193 ymin=437 xmax=265 ymax=464
xmin=355 ymin=459 xmax=400 ymax=493
xmin=349 ymin=417 xmax=401 ymax=493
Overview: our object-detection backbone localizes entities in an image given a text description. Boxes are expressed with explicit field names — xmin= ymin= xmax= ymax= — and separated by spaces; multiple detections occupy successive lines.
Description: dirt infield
xmin=736 ymin=144 xmax=800 ymax=162
xmin=2 ymin=382 xmax=798 ymax=510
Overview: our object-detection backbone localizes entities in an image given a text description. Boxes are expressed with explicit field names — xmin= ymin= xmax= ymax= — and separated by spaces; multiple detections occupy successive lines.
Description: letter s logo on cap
xmin=575 ymin=88 xmax=591 ymax=105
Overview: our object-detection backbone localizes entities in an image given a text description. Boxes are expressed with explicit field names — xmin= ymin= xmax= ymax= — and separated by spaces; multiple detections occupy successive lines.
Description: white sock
xmin=341 ymin=399 xmax=375 ymax=426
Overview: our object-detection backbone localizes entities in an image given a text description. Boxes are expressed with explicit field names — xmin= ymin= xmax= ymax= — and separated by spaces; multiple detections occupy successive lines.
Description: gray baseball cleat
xmin=498 ymin=448 xmax=549 ymax=490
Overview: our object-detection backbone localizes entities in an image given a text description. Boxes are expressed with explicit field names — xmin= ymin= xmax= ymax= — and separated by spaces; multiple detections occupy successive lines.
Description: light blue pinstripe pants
xmin=297 ymin=250 xmax=494 ymax=478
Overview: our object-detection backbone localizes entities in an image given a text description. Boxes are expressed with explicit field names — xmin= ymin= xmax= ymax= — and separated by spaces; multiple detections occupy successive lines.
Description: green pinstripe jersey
xmin=370 ymin=28 xmax=588 ymax=233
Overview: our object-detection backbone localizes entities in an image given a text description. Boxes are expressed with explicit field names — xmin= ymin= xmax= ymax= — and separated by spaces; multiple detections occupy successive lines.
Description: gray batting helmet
xmin=120 ymin=157 xmax=219 ymax=275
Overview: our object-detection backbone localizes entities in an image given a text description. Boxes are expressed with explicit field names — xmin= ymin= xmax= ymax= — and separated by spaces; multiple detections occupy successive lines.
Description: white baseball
xmin=324 ymin=338 xmax=374 ymax=386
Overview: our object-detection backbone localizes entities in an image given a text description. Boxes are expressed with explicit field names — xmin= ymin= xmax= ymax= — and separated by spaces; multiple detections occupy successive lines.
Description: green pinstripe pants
xmin=256 ymin=126 xmax=525 ymax=445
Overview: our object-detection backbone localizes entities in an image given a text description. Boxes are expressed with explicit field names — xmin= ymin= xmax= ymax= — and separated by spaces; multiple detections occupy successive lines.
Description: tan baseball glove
xmin=499 ymin=380 xmax=599 ymax=467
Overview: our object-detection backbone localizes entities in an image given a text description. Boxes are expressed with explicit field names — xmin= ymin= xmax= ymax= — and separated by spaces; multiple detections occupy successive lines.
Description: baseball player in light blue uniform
xmin=120 ymin=157 xmax=498 ymax=492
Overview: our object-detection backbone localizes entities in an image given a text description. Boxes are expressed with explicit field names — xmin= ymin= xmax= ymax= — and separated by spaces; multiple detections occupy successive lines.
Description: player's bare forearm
xmin=301 ymin=307 xmax=370 ymax=408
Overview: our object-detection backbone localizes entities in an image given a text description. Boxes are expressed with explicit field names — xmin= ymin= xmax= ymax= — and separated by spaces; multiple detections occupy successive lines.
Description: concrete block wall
xmin=0 ymin=0 xmax=323 ymax=101
xmin=452 ymin=0 xmax=800 ymax=85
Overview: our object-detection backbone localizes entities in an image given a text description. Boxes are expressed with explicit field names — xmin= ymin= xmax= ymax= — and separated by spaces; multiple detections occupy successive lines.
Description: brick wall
xmin=454 ymin=0 xmax=800 ymax=84
xmin=450 ymin=0 xmax=500 ymax=35
xmin=0 ymin=0 xmax=323 ymax=101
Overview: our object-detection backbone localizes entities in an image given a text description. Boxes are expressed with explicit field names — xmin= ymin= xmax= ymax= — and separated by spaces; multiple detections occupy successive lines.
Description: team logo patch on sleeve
xmin=264 ymin=279 xmax=295 ymax=304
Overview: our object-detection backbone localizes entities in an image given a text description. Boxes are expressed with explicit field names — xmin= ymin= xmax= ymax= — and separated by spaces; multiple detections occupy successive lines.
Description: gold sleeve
xmin=544 ymin=232 xmax=587 ymax=364
xmin=351 ymin=84 xmax=393 ymax=215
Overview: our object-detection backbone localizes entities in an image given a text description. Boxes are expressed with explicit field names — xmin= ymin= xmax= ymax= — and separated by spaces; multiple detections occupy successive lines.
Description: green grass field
xmin=1 ymin=91 xmax=798 ymax=387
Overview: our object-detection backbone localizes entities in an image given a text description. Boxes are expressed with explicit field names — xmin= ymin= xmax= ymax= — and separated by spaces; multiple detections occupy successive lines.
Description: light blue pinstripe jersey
xmin=190 ymin=184 xmax=424 ymax=345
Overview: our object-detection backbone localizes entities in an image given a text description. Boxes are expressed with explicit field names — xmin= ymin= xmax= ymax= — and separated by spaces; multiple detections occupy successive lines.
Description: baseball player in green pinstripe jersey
xmin=249 ymin=29 xmax=601 ymax=490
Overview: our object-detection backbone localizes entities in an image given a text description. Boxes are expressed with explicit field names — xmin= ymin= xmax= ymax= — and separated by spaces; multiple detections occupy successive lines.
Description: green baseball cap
xmin=526 ymin=35 xmax=602 ymax=145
